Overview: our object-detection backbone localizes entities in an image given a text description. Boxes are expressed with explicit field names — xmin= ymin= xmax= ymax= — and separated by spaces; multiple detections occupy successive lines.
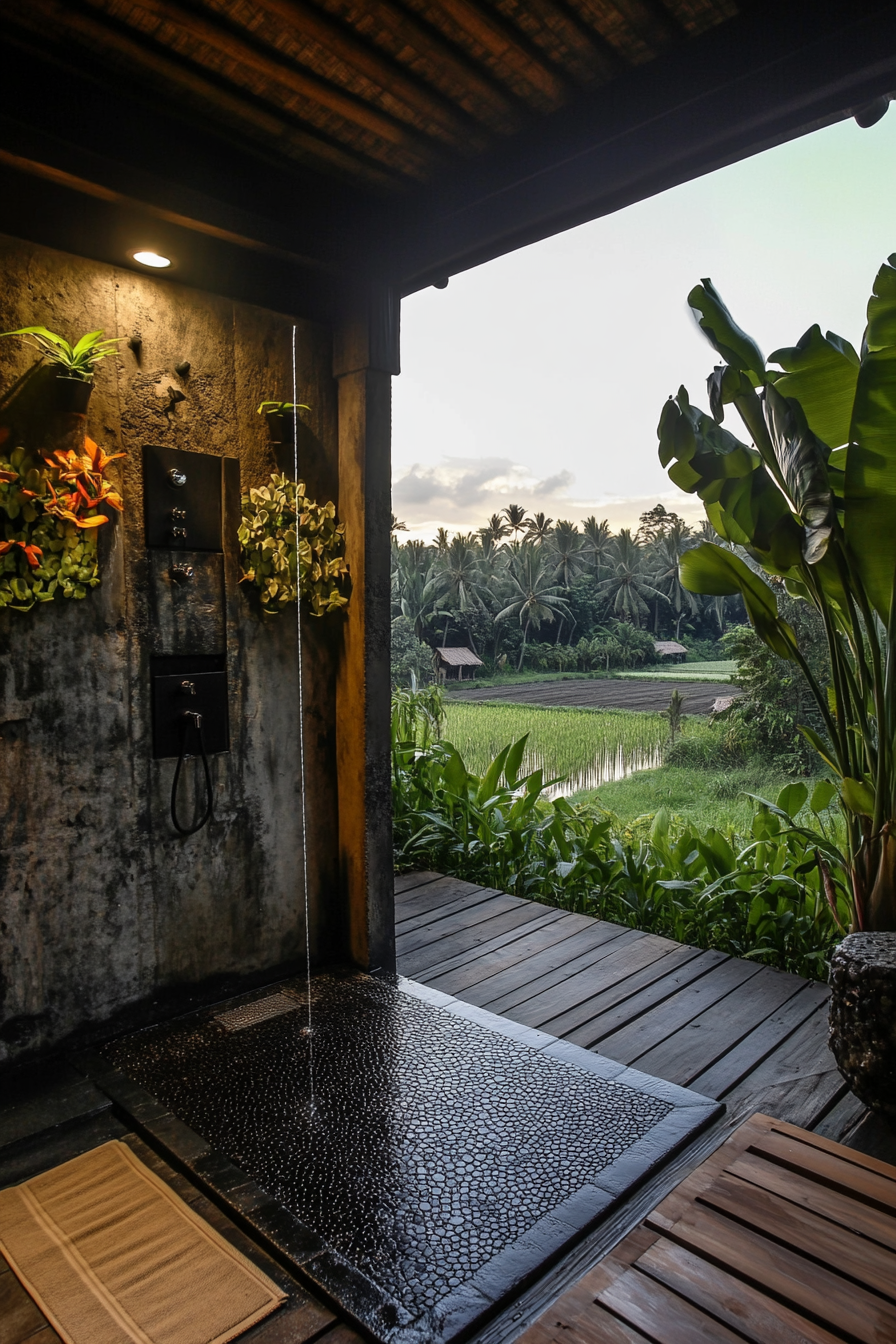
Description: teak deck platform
xmin=395 ymin=872 xmax=893 ymax=1157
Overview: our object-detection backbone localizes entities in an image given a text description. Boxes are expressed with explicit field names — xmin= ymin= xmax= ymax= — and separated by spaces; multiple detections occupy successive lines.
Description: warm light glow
xmin=132 ymin=250 xmax=172 ymax=269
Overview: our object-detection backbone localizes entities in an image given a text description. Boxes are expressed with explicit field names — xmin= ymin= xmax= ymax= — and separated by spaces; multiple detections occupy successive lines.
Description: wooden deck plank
xmin=398 ymin=903 xmax=560 ymax=976
xmin=630 ymin=964 xmax=806 ymax=1088
xmin=593 ymin=956 xmax=765 ymax=1066
xmin=555 ymin=949 xmax=725 ymax=1047
xmin=475 ymin=924 xmax=636 ymax=1013
xmin=509 ymin=937 xmax=695 ymax=1032
xmin=519 ymin=1114 xmax=896 ymax=1344
xmin=395 ymin=884 xmax=511 ymax=934
xmin=686 ymin=981 xmax=829 ymax=1099
xmin=395 ymin=891 xmax=532 ymax=955
xmin=395 ymin=876 xmax=501 ymax=924
xmin=720 ymin=1002 xmax=846 ymax=1129
xmin=425 ymin=914 xmax=590 ymax=996
xmin=394 ymin=870 xmax=444 ymax=896
xmin=401 ymin=908 xmax=563 ymax=982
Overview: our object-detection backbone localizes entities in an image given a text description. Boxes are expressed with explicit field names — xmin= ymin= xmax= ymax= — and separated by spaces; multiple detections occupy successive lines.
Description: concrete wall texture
xmin=0 ymin=233 xmax=343 ymax=1066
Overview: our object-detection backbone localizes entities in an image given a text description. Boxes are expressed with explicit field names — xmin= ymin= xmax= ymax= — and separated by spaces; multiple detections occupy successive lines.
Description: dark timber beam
xmin=392 ymin=0 xmax=896 ymax=292
xmin=334 ymin=287 xmax=400 ymax=974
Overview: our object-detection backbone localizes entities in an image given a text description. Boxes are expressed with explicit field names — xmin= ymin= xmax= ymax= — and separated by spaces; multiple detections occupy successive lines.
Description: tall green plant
xmin=658 ymin=258 xmax=896 ymax=929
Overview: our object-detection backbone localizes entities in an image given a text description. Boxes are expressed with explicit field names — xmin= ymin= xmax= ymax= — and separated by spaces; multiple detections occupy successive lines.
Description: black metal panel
xmin=143 ymin=445 xmax=223 ymax=552
xmin=151 ymin=668 xmax=229 ymax=758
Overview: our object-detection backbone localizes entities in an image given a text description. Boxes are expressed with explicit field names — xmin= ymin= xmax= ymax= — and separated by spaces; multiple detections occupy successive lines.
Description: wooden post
xmin=334 ymin=284 xmax=400 ymax=972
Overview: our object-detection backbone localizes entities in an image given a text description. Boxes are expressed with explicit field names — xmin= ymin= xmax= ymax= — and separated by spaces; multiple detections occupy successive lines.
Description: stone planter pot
xmin=55 ymin=376 xmax=94 ymax=414
xmin=829 ymin=932 xmax=896 ymax=1123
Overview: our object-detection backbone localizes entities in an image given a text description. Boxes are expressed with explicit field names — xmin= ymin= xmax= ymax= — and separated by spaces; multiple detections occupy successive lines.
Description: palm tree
xmin=549 ymin=519 xmax=584 ymax=588
xmin=650 ymin=519 xmax=699 ymax=637
xmin=581 ymin=516 xmax=613 ymax=576
xmin=434 ymin=526 xmax=450 ymax=555
xmin=525 ymin=511 xmax=554 ymax=545
xmin=391 ymin=513 xmax=408 ymax=536
xmin=424 ymin=532 xmax=491 ymax=651
xmin=597 ymin=529 xmax=667 ymax=627
xmin=392 ymin=540 xmax=435 ymax=640
xmin=496 ymin=545 xmax=572 ymax=671
xmin=502 ymin=503 xmax=528 ymax=537
xmin=482 ymin=512 xmax=510 ymax=545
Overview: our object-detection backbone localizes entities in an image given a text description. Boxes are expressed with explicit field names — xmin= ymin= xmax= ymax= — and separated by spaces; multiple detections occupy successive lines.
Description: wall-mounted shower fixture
xmin=143 ymin=444 xmax=223 ymax=550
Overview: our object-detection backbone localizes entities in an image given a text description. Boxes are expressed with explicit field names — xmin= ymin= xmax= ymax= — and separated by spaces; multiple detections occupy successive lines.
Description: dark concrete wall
xmin=0 ymin=233 xmax=341 ymax=1066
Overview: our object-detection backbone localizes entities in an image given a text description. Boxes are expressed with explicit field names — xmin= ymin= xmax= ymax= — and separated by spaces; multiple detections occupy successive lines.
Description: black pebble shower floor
xmin=103 ymin=971 xmax=712 ymax=1335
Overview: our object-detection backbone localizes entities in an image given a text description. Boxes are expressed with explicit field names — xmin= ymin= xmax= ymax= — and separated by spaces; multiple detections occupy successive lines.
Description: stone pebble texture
xmin=0 ymin=232 xmax=342 ymax=1065
xmin=105 ymin=972 xmax=673 ymax=1320
xmin=829 ymin=932 xmax=896 ymax=1120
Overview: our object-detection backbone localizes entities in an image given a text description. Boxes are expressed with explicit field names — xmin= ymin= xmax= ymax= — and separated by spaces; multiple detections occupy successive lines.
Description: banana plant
xmin=657 ymin=256 xmax=896 ymax=930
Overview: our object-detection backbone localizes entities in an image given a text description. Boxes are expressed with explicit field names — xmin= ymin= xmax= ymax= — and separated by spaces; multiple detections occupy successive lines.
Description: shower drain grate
xmin=214 ymin=992 xmax=300 ymax=1032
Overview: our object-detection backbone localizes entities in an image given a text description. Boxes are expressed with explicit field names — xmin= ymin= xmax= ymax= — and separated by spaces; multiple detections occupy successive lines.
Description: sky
xmin=392 ymin=109 xmax=896 ymax=544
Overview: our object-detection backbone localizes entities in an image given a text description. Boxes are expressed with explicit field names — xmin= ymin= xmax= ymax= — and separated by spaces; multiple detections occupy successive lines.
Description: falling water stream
xmin=292 ymin=325 xmax=315 ymax=1110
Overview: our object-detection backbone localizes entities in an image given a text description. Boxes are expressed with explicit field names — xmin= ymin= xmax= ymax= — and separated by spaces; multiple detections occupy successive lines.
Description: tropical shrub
xmin=392 ymin=695 xmax=848 ymax=979
xmin=659 ymin=257 xmax=896 ymax=930
xmin=0 ymin=326 xmax=122 ymax=381
xmin=0 ymin=430 xmax=124 ymax=611
xmin=239 ymin=473 xmax=350 ymax=616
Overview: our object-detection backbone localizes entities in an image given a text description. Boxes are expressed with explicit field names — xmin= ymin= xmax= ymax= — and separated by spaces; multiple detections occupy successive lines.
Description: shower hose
xmin=171 ymin=710 xmax=214 ymax=836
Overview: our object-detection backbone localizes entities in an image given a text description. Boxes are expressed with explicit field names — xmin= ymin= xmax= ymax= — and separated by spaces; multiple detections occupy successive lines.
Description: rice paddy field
xmin=618 ymin=660 xmax=736 ymax=681
xmin=441 ymin=701 xmax=668 ymax=793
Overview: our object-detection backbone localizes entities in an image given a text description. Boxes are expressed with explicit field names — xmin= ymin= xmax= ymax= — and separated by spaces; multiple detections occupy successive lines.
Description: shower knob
xmin=180 ymin=680 xmax=197 ymax=697
xmin=168 ymin=467 xmax=187 ymax=488
xmin=170 ymin=526 xmax=187 ymax=541
xmin=171 ymin=564 xmax=194 ymax=584
xmin=171 ymin=508 xmax=187 ymax=521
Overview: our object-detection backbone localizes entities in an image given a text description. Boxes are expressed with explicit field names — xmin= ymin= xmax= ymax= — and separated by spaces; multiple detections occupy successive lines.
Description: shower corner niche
xmin=143 ymin=444 xmax=239 ymax=767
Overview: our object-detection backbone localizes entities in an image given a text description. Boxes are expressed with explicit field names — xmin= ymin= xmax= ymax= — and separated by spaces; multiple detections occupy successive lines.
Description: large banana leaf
xmin=688 ymin=280 xmax=765 ymax=380
xmin=845 ymin=256 xmax=896 ymax=622
xmin=680 ymin=543 xmax=797 ymax=659
xmin=763 ymin=383 xmax=834 ymax=565
xmin=768 ymin=325 xmax=859 ymax=449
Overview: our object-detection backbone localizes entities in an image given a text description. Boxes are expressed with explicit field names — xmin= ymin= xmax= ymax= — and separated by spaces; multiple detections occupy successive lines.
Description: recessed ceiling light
xmin=132 ymin=250 xmax=172 ymax=269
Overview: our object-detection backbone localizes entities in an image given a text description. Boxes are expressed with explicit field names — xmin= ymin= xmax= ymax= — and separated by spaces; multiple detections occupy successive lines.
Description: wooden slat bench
xmin=517 ymin=1112 xmax=896 ymax=1344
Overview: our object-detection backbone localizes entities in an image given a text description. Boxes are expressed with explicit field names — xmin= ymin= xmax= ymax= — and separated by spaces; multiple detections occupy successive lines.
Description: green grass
xmin=571 ymin=762 xmax=808 ymax=832
xmin=444 ymin=670 xmax=606 ymax=691
xmin=617 ymin=660 xmax=736 ymax=682
xmin=442 ymin=700 xmax=668 ymax=789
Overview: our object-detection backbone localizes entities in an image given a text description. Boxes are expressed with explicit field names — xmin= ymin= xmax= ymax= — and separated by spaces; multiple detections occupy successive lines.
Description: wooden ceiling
xmin=0 ymin=1 xmax=895 ymax=314
xmin=2 ymin=0 xmax=739 ymax=193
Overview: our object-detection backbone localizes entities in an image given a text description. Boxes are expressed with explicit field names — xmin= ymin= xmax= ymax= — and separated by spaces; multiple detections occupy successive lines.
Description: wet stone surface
xmin=104 ymin=972 xmax=673 ymax=1322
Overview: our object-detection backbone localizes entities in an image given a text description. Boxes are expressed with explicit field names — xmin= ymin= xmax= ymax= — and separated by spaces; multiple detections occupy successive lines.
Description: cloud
xmin=393 ymin=456 xmax=567 ymax=511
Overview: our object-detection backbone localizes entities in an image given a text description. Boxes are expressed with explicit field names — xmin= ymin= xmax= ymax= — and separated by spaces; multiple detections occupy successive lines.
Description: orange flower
xmin=18 ymin=541 xmax=42 ymax=567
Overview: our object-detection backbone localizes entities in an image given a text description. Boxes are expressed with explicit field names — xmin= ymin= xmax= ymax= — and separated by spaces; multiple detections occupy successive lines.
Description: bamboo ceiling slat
xmin=85 ymin=0 xmax=438 ymax=178
xmin=399 ymin=0 xmax=571 ymax=110
xmin=1 ymin=0 xmax=743 ymax=190
xmin=208 ymin=0 xmax=487 ymax=150
xmin=12 ymin=0 xmax=402 ymax=187
xmin=490 ymin=0 xmax=625 ymax=86
xmin=320 ymin=0 xmax=526 ymax=135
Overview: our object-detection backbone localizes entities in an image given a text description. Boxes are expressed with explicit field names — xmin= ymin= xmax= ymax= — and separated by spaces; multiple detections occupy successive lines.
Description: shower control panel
xmin=151 ymin=654 xmax=229 ymax=758
xmin=144 ymin=444 xmax=223 ymax=551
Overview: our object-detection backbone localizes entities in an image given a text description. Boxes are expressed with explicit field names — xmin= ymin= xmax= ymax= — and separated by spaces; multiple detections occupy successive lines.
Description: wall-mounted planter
xmin=264 ymin=411 xmax=294 ymax=447
xmin=55 ymin=376 xmax=94 ymax=414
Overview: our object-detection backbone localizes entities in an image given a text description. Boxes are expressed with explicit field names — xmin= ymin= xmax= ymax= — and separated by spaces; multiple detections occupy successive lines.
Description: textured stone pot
xmin=829 ymin=932 xmax=896 ymax=1122
xmin=55 ymin=375 xmax=93 ymax=414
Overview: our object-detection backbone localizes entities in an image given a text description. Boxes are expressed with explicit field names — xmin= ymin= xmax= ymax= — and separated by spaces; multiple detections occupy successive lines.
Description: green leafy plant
xmin=0 ymin=429 xmax=124 ymax=611
xmin=391 ymin=696 xmax=847 ymax=978
xmin=658 ymin=257 xmax=896 ymax=930
xmin=238 ymin=472 xmax=350 ymax=617
xmin=256 ymin=400 xmax=310 ymax=415
xmin=0 ymin=327 xmax=122 ymax=381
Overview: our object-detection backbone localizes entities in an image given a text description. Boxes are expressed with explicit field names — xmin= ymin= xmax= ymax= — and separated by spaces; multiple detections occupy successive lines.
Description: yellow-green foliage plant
xmin=0 ymin=429 xmax=124 ymax=612
xmin=239 ymin=473 xmax=350 ymax=617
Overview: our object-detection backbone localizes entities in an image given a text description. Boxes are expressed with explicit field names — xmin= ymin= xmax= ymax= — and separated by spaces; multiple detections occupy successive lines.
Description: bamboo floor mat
xmin=0 ymin=1140 xmax=286 ymax=1344
xmin=518 ymin=1112 xmax=896 ymax=1343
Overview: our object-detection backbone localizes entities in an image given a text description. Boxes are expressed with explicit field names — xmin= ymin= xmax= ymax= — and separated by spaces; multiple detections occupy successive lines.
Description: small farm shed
xmin=654 ymin=640 xmax=688 ymax=662
xmin=435 ymin=647 xmax=484 ymax=682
